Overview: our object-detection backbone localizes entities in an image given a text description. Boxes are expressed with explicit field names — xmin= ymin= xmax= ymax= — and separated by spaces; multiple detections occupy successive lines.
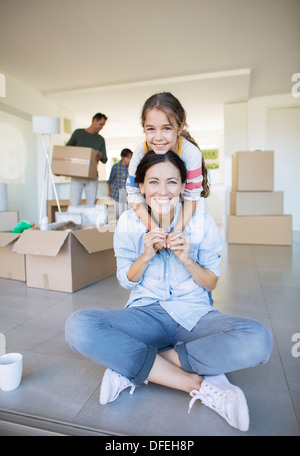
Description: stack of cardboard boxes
xmin=228 ymin=151 xmax=292 ymax=245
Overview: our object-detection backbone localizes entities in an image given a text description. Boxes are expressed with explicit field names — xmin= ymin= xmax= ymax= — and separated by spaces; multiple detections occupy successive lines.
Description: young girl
xmin=126 ymin=92 xmax=210 ymax=241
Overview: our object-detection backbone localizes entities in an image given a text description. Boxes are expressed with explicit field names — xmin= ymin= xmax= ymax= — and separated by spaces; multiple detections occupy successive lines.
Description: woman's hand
xmin=167 ymin=231 xmax=191 ymax=264
xmin=144 ymin=228 xmax=168 ymax=260
xmin=127 ymin=228 xmax=167 ymax=283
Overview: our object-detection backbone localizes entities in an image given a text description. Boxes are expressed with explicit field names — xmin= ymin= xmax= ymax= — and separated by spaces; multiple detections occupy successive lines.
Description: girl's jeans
xmin=65 ymin=303 xmax=273 ymax=386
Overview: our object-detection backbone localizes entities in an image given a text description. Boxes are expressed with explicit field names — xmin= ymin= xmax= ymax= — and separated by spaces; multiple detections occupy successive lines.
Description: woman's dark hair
xmin=141 ymin=92 xmax=210 ymax=198
xmin=135 ymin=150 xmax=187 ymax=185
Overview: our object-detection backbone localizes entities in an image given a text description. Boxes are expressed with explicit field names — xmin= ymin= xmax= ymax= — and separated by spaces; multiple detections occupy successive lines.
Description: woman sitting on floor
xmin=65 ymin=151 xmax=273 ymax=432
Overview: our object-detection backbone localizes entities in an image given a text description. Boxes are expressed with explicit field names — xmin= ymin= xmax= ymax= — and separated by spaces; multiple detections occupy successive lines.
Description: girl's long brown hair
xmin=141 ymin=92 xmax=210 ymax=198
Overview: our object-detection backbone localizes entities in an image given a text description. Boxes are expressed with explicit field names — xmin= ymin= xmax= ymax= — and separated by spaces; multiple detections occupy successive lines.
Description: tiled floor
xmin=0 ymin=232 xmax=299 ymax=436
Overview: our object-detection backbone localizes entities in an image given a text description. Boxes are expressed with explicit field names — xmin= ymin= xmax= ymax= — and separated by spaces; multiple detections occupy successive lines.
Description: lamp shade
xmin=32 ymin=116 xmax=60 ymax=134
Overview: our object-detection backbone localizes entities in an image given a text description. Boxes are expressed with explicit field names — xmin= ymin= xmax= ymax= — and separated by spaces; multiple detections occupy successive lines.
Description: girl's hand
xmin=167 ymin=231 xmax=191 ymax=264
xmin=144 ymin=228 xmax=167 ymax=259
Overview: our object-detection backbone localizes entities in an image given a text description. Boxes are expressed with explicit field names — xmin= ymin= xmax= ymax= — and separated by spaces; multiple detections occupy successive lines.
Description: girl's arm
xmin=173 ymin=199 xmax=197 ymax=233
xmin=126 ymin=147 xmax=160 ymax=232
xmin=175 ymin=139 xmax=204 ymax=232
xmin=131 ymin=202 xmax=159 ymax=232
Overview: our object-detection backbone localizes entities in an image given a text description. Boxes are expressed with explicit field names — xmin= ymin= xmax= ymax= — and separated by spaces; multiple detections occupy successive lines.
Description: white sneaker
xmin=188 ymin=374 xmax=250 ymax=432
xmin=99 ymin=368 xmax=136 ymax=405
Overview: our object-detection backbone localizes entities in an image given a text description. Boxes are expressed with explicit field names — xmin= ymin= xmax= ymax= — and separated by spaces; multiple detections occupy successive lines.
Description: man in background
xmin=108 ymin=148 xmax=132 ymax=218
xmin=67 ymin=113 xmax=108 ymax=206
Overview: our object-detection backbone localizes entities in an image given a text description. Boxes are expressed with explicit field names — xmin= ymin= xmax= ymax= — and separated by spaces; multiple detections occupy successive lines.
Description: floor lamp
xmin=32 ymin=115 xmax=61 ymax=224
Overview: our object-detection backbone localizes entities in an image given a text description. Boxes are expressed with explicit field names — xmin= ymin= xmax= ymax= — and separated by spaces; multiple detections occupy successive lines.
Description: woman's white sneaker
xmin=188 ymin=374 xmax=249 ymax=432
xmin=99 ymin=368 xmax=136 ymax=405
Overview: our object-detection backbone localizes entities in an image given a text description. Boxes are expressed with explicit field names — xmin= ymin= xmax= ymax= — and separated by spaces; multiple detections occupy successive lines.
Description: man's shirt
xmin=108 ymin=161 xmax=129 ymax=202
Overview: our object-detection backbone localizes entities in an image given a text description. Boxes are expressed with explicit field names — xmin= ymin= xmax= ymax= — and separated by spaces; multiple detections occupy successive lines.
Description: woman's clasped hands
xmin=144 ymin=228 xmax=191 ymax=264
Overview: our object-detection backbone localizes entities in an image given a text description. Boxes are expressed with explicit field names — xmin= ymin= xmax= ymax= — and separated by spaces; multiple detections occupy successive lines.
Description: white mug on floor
xmin=0 ymin=353 xmax=23 ymax=391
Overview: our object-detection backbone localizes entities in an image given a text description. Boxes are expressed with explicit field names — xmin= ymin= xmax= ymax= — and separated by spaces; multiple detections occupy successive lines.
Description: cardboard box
xmin=12 ymin=227 xmax=116 ymax=292
xmin=230 ymin=191 xmax=284 ymax=216
xmin=52 ymin=146 xmax=98 ymax=179
xmin=0 ymin=211 xmax=19 ymax=231
xmin=0 ymin=233 xmax=26 ymax=281
xmin=227 ymin=215 xmax=292 ymax=246
xmin=232 ymin=151 xmax=274 ymax=191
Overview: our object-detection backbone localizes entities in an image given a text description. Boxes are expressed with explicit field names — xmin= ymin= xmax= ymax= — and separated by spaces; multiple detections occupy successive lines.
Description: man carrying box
xmin=67 ymin=113 xmax=108 ymax=206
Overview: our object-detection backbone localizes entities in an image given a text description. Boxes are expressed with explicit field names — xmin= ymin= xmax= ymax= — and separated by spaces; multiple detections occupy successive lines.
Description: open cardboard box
xmin=0 ymin=232 xmax=26 ymax=281
xmin=12 ymin=226 xmax=116 ymax=292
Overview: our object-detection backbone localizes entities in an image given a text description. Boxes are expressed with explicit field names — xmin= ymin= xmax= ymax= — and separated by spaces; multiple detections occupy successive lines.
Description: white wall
xmin=0 ymin=110 xmax=37 ymax=221
xmin=224 ymin=94 xmax=300 ymax=231
xmin=268 ymin=106 xmax=300 ymax=229
xmin=224 ymin=102 xmax=248 ymax=221
xmin=0 ymin=73 xmax=58 ymax=119
xmin=0 ymin=73 xmax=70 ymax=223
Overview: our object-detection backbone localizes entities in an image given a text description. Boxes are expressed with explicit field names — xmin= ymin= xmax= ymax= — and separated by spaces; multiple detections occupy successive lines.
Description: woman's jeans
xmin=65 ymin=303 xmax=273 ymax=386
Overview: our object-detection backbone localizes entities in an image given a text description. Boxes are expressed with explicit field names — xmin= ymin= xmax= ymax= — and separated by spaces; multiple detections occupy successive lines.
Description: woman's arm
xmin=127 ymin=228 xmax=167 ymax=282
xmin=182 ymin=257 xmax=218 ymax=292
xmin=167 ymin=231 xmax=219 ymax=292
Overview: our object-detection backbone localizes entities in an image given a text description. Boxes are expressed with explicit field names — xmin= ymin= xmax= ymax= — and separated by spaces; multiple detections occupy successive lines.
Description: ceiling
xmin=1 ymin=0 xmax=299 ymax=138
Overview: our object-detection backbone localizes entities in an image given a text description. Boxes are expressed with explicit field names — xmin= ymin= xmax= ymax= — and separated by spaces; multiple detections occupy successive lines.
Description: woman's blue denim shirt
xmin=114 ymin=202 xmax=225 ymax=331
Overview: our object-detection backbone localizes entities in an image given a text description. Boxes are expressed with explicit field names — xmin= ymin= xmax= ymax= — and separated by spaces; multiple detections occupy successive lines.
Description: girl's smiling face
xmin=143 ymin=109 xmax=183 ymax=155
xmin=139 ymin=161 xmax=185 ymax=220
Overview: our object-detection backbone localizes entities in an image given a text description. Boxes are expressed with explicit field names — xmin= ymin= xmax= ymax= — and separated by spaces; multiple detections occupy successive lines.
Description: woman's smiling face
xmin=139 ymin=161 xmax=185 ymax=219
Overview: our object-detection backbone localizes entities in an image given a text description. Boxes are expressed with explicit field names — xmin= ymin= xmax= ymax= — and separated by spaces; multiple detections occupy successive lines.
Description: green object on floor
xmin=11 ymin=220 xmax=35 ymax=233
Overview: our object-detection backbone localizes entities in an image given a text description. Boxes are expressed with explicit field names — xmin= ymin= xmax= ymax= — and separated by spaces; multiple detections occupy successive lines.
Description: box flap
xmin=72 ymin=228 xmax=113 ymax=253
xmin=0 ymin=232 xmax=20 ymax=248
xmin=12 ymin=230 xmax=69 ymax=256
